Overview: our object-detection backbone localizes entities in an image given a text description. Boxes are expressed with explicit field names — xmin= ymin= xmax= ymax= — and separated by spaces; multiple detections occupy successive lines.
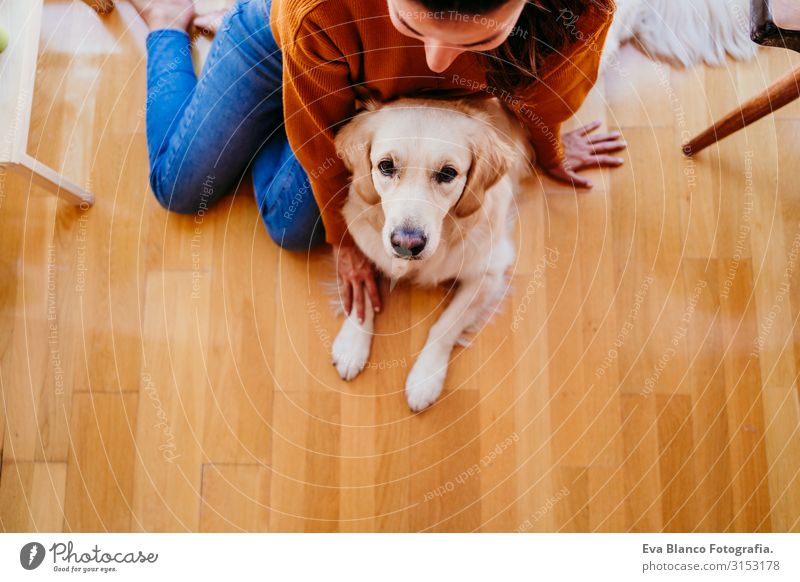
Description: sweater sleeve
xmin=279 ymin=17 xmax=358 ymax=246
xmin=520 ymin=10 xmax=613 ymax=169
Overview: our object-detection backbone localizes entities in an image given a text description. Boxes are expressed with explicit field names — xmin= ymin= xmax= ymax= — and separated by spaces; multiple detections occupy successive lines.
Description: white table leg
xmin=6 ymin=154 xmax=95 ymax=206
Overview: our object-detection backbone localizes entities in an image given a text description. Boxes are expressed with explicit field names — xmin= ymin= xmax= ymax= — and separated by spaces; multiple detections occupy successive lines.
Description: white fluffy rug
xmin=604 ymin=0 xmax=757 ymax=68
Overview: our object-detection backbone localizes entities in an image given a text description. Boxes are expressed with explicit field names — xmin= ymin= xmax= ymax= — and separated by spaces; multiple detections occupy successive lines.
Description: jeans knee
xmin=149 ymin=167 xmax=213 ymax=216
xmin=265 ymin=220 xmax=325 ymax=252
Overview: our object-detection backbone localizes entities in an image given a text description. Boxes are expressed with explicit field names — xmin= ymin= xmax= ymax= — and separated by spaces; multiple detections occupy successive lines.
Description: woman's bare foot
xmin=192 ymin=9 xmax=228 ymax=36
xmin=128 ymin=0 xmax=196 ymax=32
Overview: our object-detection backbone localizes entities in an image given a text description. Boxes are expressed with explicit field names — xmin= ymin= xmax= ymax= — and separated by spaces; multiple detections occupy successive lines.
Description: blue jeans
xmin=144 ymin=0 xmax=325 ymax=251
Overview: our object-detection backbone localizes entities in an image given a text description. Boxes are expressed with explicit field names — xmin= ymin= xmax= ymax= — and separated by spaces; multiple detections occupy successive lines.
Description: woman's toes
xmin=193 ymin=10 xmax=228 ymax=36
xmin=129 ymin=0 xmax=196 ymax=32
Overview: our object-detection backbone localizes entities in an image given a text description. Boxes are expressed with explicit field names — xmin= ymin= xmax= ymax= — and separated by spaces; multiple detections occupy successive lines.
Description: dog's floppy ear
xmin=453 ymin=126 xmax=513 ymax=218
xmin=335 ymin=105 xmax=380 ymax=205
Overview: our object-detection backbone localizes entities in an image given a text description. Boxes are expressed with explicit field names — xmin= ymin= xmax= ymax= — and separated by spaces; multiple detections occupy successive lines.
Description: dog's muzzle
xmin=390 ymin=226 xmax=427 ymax=259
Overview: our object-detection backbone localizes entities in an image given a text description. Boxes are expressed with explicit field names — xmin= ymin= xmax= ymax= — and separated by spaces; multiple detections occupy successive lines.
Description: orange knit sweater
xmin=270 ymin=0 xmax=613 ymax=246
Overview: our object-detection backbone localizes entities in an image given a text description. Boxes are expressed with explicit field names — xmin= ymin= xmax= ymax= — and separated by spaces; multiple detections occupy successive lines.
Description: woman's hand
xmin=335 ymin=243 xmax=382 ymax=323
xmin=543 ymin=121 xmax=627 ymax=189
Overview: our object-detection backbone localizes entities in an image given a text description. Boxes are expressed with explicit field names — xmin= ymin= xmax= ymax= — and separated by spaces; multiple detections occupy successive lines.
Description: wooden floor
xmin=1 ymin=1 xmax=799 ymax=532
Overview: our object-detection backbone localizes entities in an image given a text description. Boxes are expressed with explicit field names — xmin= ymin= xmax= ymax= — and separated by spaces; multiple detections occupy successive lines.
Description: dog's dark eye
xmin=378 ymin=159 xmax=396 ymax=177
xmin=435 ymin=166 xmax=458 ymax=184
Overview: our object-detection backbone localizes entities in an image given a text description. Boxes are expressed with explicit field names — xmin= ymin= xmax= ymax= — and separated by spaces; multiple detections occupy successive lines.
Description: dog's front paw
xmin=405 ymin=348 xmax=449 ymax=412
xmin=332 ymin=319 xmax=372 ymax=381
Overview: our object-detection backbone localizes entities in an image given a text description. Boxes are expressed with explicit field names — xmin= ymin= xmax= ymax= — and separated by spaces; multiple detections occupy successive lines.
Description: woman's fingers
xmin=365 ymin=274 xmax=382 ymax=313
xmin=590 ymin=139 xmax=627 ymax=154
xmin=568 ymin=169 xmax=593 ymax=188
xmin=587 ymin=131 xmax=623 ymax=144
xmin=591 ymin=154 xmax=625 ymax=167
xmin=547 ymin=164 xmax=592 ymax=188
xmin=547 ymin=164 xmax=593 ymax=188
xmin=572 ymin=154 xmax=624 ymax=172
xmin=551 ymin=123 xmax=625 ymax=186
xmin=577 ymin=120 xmax=603 ymax=136
xmin=353 ymin=280 xmax=365 ymax=323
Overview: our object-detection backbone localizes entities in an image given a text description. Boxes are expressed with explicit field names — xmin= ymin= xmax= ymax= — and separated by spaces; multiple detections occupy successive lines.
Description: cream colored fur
xmin=332 ymin=98 xmax=532 ymax=412
xmin=604 ymin=0 xmax=757 ymax=69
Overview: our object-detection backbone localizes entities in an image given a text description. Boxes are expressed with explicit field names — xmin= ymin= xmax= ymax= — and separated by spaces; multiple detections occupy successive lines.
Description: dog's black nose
xmin=390 ymin=227 xmax=427 ymax=258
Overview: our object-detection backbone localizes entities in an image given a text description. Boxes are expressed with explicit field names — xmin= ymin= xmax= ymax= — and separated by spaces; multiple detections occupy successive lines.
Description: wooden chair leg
xmin=682 ymin=65 xmax=800 ymax=156
xmin=82 ymin=0 xmax=115 ymax=14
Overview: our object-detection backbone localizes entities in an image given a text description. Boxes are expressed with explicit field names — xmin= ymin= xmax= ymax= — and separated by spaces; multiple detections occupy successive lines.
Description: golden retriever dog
xmin=331 ymin=98 xmax=532 ymax=412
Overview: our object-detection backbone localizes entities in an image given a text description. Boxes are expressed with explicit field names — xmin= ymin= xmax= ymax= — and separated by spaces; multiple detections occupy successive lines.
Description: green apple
xmin=0 ymin=27 xmax=8 ymax=53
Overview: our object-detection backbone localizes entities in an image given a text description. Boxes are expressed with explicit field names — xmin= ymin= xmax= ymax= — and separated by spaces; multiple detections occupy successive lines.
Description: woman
xmin=132 ymin=0 xmax=625 ymax=322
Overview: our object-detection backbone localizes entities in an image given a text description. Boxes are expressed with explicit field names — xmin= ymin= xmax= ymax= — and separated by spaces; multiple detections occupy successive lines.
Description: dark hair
xmin=415 ymin=0 xmax=615 ymax=94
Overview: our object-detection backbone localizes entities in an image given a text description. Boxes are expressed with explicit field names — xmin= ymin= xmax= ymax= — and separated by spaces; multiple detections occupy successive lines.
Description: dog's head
xmin=335 ymin=99 xmax=514 ymax=261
